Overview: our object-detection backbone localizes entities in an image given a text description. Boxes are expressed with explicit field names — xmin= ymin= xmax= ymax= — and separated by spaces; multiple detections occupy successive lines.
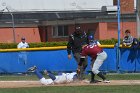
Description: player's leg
xmin=74 ymin=53 xmax=85 ymax=80
xmin=35 ymin=70 xmax=54 ymax=85
xmin=44 ymin=70 xmax=68 ymax=84
xmin=90 ymin=60 xmax=101 ymax=83
xmin=28 ymin=66 xmax=43 ymax=79
xmin=28 ymin=66 xmax=54 ymax=85
xmin=82 ymin=56 xmax=88 ymax=78
xmin=90 ymin=71 xmax=96 ymax=83
xmin=92 ymin=51 xmax=110 ymax=83
xmin=44 ymin=70 xmax=56 ymax=80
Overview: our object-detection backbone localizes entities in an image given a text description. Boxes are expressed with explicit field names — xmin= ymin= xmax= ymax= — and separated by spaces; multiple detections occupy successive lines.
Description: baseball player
xmin=28 ymin=66 xmax=79 ymax=85
xmin=78 ymin=35 xmax=110 ymax=83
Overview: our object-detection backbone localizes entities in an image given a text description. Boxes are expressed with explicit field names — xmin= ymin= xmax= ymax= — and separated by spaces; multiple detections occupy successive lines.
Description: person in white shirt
xmin=17 ymin=37 xmax=29 ymax=64
xmin=17 ymin=37 xmax=29 ymax=48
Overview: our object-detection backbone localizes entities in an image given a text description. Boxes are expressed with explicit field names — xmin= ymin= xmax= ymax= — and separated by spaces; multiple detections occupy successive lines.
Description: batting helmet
xmin=88 ymin=35 xmax=94 ymax=41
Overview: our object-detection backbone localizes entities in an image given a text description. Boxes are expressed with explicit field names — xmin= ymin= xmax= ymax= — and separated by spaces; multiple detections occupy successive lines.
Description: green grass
xmin=0 ymin=73 xmax=140 ymax=81
xmin=0 ymin=85 xmax=140 ymax=93
xmin=0 ymin=74 xmax=38 ymax=81
xmin=106 ymin=73 xmax=140 ymax=80
xmin=85 ymin=73 xmax=140 ymax=80
xmin=0 ymin=73 xmax=140 ymax=93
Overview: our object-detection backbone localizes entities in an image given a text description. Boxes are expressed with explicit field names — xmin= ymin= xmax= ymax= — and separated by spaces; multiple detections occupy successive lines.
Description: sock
xmin=35 ymin=70 xmax=43 ymax=79
xmin=97 ymin=72 xmax=106 ymax=80
xmin=91 ymin=72 xmax=95 ymax=81
xmin=47 ymin=72 xmax=56 ymax=80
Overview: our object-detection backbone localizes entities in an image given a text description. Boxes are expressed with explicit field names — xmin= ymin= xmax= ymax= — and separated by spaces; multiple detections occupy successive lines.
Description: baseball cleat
xmin=90 ymin=80 xmax=99 ymax=83
xmin=90 ymin=79 xmax=102 ymax=83
xmin=103 ymin=80 xmax=110 ymax=83
xmin=28 ymin=66 xmax=37 ymax=72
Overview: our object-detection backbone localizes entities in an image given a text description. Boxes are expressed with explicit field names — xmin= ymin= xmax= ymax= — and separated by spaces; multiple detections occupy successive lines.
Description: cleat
xmin=103 ymin=80 xmax=110 ymax=83
xmin=90 ymin=79 xmax=102 ymax=83
xmin=90 ymin=80 xmax=99 ymax=83
xmin=28 ymin=66 xmax=37 ymax=72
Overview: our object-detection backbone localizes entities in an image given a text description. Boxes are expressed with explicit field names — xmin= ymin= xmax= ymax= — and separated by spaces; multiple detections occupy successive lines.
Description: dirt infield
xmin=0 ymin=80 xmax=140 ymax=88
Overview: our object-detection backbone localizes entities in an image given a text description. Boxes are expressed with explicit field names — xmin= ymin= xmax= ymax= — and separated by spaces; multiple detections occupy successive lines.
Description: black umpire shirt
xmin=67 ymin=31 xmax=87 ymax=55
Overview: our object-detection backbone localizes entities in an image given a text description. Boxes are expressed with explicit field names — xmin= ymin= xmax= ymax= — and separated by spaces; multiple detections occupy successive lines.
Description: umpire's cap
xmin=75 ymin=24 xmax=81 ymax=30
xmin=21 ymin=37 xmax=25 ymax=40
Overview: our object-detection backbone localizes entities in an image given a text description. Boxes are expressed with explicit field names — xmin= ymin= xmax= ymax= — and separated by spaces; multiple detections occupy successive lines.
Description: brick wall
xmin=113 ymin=0 xmax=134 ymax=13
xmin=0 ymin=27 xmax=41 ymax=43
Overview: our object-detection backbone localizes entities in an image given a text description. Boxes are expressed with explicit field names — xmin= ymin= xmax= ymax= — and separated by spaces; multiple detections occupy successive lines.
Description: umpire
xmin=67 ymin=24 xmax=88 ymax=80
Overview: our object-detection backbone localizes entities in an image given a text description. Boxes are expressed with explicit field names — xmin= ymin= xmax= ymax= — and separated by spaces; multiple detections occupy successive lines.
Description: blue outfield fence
xmin=119 ymin=48 xmax=140 ymax=72
xmin=0 ymin=47 xmax=140 ymax=73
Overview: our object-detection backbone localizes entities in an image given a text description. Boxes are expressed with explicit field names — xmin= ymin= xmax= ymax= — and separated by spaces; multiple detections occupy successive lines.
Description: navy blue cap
xmin=21 ymin=37 xmax=25 ymax=40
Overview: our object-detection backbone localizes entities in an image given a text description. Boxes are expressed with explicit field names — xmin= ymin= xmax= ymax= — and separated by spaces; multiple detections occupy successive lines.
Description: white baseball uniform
xmin=17 ymin=42 xmax=29 ymax=64
xmin=39 ymin=72 xmax=77 ymax=85
xmin=17 ymin=42 xmax=29 ymax=49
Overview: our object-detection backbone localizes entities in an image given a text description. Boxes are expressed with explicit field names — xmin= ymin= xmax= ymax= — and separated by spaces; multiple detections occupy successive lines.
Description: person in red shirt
xmin=78 ymin=35 xmax=110 ymax=83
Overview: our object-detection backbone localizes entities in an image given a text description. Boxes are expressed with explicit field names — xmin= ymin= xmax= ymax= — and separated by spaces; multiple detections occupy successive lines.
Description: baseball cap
xmin=75 ymin=24 xmax=81 ymax=30
xmin=75 ymin=26 xmax=81 ymax=30
xmin=21 ymin=37 xmax=25 ymax=40
xmin=125 ymin=29 xmax=130 ymax=33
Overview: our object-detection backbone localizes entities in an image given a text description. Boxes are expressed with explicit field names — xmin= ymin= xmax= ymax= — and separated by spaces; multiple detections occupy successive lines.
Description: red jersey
xmin=81 ymin=43 xmax=103 ymax=59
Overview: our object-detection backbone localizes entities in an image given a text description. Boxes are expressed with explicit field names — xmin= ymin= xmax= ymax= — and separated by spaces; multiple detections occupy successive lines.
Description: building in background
xmin=0 ymin=0 xmax=137 ymax=43
xmin=136 ymin=0 xmax=140 ymax=37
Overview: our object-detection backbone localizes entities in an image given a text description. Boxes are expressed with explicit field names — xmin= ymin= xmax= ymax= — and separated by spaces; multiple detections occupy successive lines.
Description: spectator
xmin=122 ymin=29 xmax=139 ymax=49
xmin=17 ymin=37 xmax=29 ymax=49
xmin=17 ymin=37 xmax=29 ymax=65
xmin=122 ymin=29 xmax=133 ymax=47
xmin=67 ymin=24 xmax=88 ymax=80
